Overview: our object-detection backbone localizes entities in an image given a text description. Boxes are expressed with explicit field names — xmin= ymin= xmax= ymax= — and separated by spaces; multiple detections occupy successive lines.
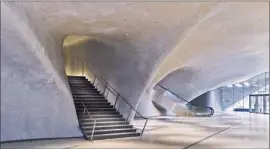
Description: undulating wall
xmin=1 ymin=3 xmax=82 ymax=142
xmin=1 ymin=1 xmax=269 ymax=141
xmin=1 ymin=1 xmax=217 ymax=141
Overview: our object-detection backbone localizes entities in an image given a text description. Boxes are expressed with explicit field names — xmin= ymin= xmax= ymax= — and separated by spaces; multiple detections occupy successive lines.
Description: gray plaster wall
xmin=1 ymin=3 xmax=82 ymax=142
xmin=1 ymin=2 xmax=215 ymax=141
xmin=1 ymin=1 xmax=269 ymax=142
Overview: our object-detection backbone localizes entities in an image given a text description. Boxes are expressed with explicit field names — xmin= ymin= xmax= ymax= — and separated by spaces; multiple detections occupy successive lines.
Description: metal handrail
xmin=156 ymin=84 xmax=214 ymax=116
xmin=92 ymin=74 xmax=148 ymax=136
xmin=69 ymin=81 xmax=97 ymax=141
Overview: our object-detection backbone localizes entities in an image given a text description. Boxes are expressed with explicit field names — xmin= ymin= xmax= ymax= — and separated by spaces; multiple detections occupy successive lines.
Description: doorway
xmin=249 ymin=94 xmax=269 ymax=114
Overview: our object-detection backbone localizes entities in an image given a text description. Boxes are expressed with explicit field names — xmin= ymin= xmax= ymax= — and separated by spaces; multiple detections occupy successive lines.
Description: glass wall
xmin=220 ymin=72 xmax=269 ymax=112
xmin=249 ymin=94 xmax=269 ymax=114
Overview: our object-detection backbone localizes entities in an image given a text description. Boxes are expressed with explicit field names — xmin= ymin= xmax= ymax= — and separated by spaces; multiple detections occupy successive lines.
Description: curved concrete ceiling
xmin=2 ymin=1 xmax=217 ymax=141
xmin=1 ymin=1 xmax=269 ymax=141
xmin=5 ymin=2 xmax=221 ymax=104
xmin=153 ymin=2 xmax=269 ymax=101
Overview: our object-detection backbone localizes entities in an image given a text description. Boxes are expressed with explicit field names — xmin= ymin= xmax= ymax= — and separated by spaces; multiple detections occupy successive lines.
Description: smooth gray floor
xmin=1 ymin=112 xmax=268 ymax=148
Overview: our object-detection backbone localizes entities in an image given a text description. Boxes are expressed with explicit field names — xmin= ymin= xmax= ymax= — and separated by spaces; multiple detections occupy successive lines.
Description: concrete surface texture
xmin=1 ymin=1 xmax=269 ymax=141
xmin=1 ymin=113 xmax=268 ymax=148
xmin=154 ymin=2 xmax=269 ymax=101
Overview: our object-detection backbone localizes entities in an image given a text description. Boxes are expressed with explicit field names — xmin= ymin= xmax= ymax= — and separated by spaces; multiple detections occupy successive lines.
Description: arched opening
xmin=62 ymin=35 xmax=146 ymax=141
xmin=63 ymin=35 xmax=99 ymax=80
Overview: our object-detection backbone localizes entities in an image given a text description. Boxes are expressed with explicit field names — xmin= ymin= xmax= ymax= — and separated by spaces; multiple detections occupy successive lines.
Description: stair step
xmin=77 ymin=111 xmax=120 ymax=115
xmin=75 ymin=102 xmax=110 ymax=106
xmin=72 ymin=92 xmax=100 ymax=95
xmin=69 ymin=80 xmax=90 ymax=82
xmin=75 ymin=102 xmax=110 ymax=105
xmin=79 ymin=117 xmax=125 ymax=122
xmin=75 ymin=105 xmax=113 ymax=108
xmin=70 ymin=86 xmax=96 ymax=88
xmin=76 ymin=107 xmax=114 ymax=110
xmin=74 ymin=95 xmax=103 ymax=98
xmin=79 ymin=114 xmax=123 ymax=119
xmin=82 ymin=124 xmax=133 ymax=131
xmin=84 ymin=128 xmax=137 ymax=135
xmin=68 ymin=76 xmax=86 ymax=79
xmin=68 ymin=79 xmax=89 ymax=81
xmin=81 ymin=121 xmax=128 ymax=126
xmin=88 ymin=132 xmax=141 ymax=140
xmin=74 ymin=95 xmax=103 ymax=97
xmin=75 ymin=102 xmax=109 ymax=105
xmin=69 ymin=81 xmax=91 ymax=83
xmin=74 ymin=99 xmax=106 ymax=102
xmin=69 ymin=81 xmax=92 ymax=87
xmin=70 ymin=85 xmax=95 ymax=88
xmin=74 ymin=96 xmax=104 ymax=98
xmin=72 ymin=90 xmax=98 ymax=93
xmin=76 ymin=108 xmax=116 ymax=112
xmin=68 ymin=79 xmax=88 ymax=81
xmin=72 ymin=90 xmax=99 ymax=93
xmin=68 ymin=79 xmax=87 ymax=81
xmin=75 ymin=100 xmax=108 ymax=104
xmin=74 ymin=99 xmax=108 ymax=102
xmin=71 ymin=89 xmax=97 ymax=92
xmin=70 ymin=87 xmax=96 ymax=90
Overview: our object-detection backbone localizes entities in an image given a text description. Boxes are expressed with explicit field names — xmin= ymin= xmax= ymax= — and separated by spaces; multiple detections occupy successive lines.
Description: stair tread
xmin=79 ymin=116 xmax=121 ymax=118
xmin=84 ymin=128 xmax=136 ymax=133
xmin=75 ymin=100 xmax=108 ymax=102
xmin=82 ymin=120 xmax=127 ymax=123
xmin=75 ymin=103 xmax=110 ymax=105
xmin=80 ymin=117 xmax=123 ymax=120
xmin=75 ymin=96 xmax=105 ymax=98
xmin=82 ymin=124 xmax=132 ymax=128
xmin=89 ymin=132 xmax=140 ymax=137
xmin=76 ymin=107 xmax=114 ymax=109
xmin=77 ymin=112 xmax=120 ymax=115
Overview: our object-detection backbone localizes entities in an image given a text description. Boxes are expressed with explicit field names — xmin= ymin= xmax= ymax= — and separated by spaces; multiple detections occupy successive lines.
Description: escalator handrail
xmin=156 ymin=84 xmax=214 ymax=116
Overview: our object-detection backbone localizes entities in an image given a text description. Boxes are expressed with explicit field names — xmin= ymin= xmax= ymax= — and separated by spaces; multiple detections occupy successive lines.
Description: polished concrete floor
xmin=1 ymin=112 xmax=269 ymax=148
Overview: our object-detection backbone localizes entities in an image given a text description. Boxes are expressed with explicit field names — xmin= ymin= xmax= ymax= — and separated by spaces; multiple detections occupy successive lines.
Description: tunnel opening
xmin=62 ymin=35 xmax=145 ymax=141
xmin=63 ymin=35 xmax=94 ymax=79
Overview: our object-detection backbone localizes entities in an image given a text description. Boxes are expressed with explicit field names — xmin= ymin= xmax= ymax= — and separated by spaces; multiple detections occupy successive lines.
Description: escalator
xmin=153 ymin=85 xmax=214 ymax=117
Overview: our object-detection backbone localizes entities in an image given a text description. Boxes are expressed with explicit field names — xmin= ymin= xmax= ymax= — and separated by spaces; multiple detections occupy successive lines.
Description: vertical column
xmin=249 ymin=95 xmax=252 ymax=112
xmin=263 ymin=95 xmax=266 ymax=114
xmin=254 ymin=96 xmax=259 ymax=113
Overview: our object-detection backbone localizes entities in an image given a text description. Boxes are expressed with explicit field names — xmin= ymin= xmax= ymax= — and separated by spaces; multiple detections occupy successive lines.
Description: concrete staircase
xmin=68 ymin=76 xmax=140 ymax=140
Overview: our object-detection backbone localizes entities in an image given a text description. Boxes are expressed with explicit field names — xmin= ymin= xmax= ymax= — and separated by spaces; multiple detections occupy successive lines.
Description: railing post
xmin=103 ymin=83 xmax=107 ymax=95
xmin=114 ymin=94 xmax=120 ymax=108
xmin=126 ymin=107 xmax=133 ymax=122
xmin=141 ymin=119 xmax=148 ymax=136
xmin=96 ymin=81 xmax=99 ymax=91
xmin=83 ymin=108 xmax=86 ymax=117
xmin=93 ymin=75 xmax=97 ymax=86
xmin=90 ymin=120 xmax=96 ymax=141
xmin=105 ymin=90 xmax=109 ymax=99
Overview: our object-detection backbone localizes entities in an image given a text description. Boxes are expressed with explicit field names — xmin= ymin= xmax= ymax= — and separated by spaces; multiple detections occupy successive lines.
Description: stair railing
xmin=92 ymin=74 xmax=149 ymax=136
xmin=69 ymin=81 xmax=97 ymax=141
xmin=156 ymin=84 xmax=214 ymax=117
